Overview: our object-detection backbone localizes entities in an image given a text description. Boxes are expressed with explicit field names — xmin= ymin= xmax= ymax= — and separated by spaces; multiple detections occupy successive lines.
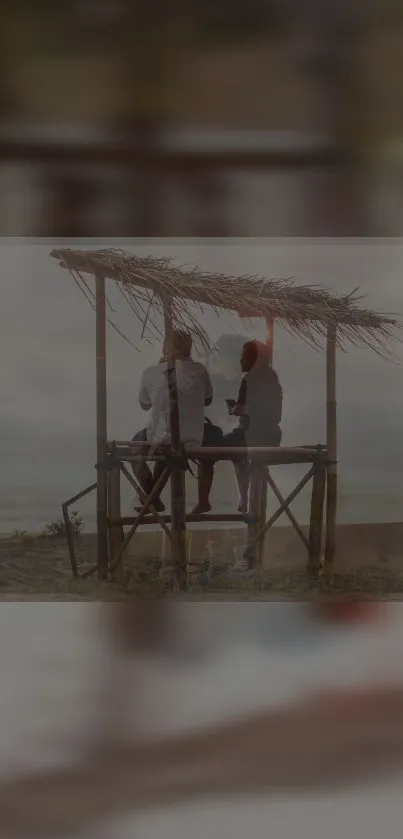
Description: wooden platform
xmin=109 ymin=441 xmax=328 ymax=465
xmin=104 ymin=442 xmax=328 ymax=581
xmin=63 ymin=442 xmax=329 ymax=585
xmin=109 ymin=513 xmax=249 ymax=526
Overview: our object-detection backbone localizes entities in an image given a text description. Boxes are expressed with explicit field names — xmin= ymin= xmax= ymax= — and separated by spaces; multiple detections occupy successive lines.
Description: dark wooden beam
xmin=0 ymin=139 xmax=348 ymax=171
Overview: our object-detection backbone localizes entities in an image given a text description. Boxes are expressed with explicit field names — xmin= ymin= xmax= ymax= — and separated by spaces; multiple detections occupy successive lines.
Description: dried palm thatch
xmin=50 ymin=247 xmax=399 ymax=355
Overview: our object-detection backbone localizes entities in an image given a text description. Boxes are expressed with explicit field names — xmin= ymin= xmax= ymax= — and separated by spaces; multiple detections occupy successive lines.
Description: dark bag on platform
xmin=203 ymin=417 xmax=225 ymax=447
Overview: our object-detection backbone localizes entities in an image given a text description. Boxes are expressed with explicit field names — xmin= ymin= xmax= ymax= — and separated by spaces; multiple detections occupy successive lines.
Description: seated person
xmin=204 ymin=333 xmax=247 ymax=434
xmin=132 ymin=330 xmax=213 ymax=512
xmin=194 ymin=340 xmax=282 ymax=515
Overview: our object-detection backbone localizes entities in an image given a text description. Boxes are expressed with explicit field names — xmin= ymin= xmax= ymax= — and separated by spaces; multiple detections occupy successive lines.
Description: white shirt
xmin=139 ymin=359 xmax=213 ymax=445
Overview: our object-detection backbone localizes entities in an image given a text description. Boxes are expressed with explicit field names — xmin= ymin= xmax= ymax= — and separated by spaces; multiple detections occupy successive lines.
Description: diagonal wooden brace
xmin=109 ymin=467 xmax=171 ymax=572
xmin=244 ymin=466 xmax=315 ymax=560
xmin=118 ymin=462 xmax=172 ymax=543
xmin=265 ymin=468 xmax=309 ymax=550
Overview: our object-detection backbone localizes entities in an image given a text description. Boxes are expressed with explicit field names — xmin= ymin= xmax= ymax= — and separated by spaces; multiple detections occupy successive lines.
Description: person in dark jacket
xmin=193 ymin=340 xmax=282 ymax=514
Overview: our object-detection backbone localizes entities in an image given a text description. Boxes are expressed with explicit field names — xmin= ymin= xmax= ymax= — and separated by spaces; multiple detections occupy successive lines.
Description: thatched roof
xmin=50 ymin=247 xmax=398 ymax=354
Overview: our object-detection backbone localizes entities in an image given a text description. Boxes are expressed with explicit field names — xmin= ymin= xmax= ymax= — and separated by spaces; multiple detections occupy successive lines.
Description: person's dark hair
xmin=242 ymin=340 xmax=259 ymax=366
xmin=244 ymin=340 xmax=282 ymax=388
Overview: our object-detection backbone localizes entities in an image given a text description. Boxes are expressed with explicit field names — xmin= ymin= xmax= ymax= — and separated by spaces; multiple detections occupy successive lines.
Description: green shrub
xmin=41 ymin=510 xmax=84 ymax=538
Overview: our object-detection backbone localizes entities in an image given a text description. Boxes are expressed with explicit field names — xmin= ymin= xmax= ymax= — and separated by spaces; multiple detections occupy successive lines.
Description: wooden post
xmin=96 ymin=272 xmax=109 ymax=580
xmin=265 ymin=317 xmax=274 ymax=364
xmin=246 ymin=469 xmax=259 ymax=568
xmin=256 ymin=317 xmax=275 ymax=566
xmin=257 ymin=474 xmax=268 ymax=567
xmin=62 ymin=502 xmax=78 ymax=578
xmin=308 ymin=448 xmax=327 ymax=578
xmin=108 ymin=463 xmax=124 ymax=569
xmin=248 ymin=473 xmax=268 ymax=568
xmin=163 ymin=303 xmax=187 ymax=591
xmin=324 ymin=324 xmax=337 ymax=581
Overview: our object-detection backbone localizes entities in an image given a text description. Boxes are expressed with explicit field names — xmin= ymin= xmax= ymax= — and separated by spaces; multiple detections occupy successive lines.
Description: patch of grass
xmin=41 ymin=510 xmax=84 ymax=539
xmin=8 ymin=511 xmax=84 ymax=543
xmin=10 ymin=529 xmax=29 ymax=539
xmin=114 ymin=565 xmax=316 ymax=599
xmin=113 ymin=563 xmax=403 ymax=601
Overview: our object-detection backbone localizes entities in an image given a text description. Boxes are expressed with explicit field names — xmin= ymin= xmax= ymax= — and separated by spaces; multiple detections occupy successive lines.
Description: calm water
xmin=2 ymin=478 xmax=403 ymax=535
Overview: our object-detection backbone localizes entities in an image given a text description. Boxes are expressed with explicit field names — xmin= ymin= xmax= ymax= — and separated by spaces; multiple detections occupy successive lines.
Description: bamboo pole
xmin=95 ymin=272 xmax=109 ymax=580
xmin=247 ymin=469 xmax=266 ymax=568
xmin=61 ymin=482 xmax=97 ymax=578
xmin=63 ymin=482 xmax=98 ymax=509
xmin=256 ymin=316 xmax=275 ymax=566
xmin=62 ymin=503 xmax=78 ymax=578
xmin=265 ymin=317 xmax=274 ymax=364
xmin=110 ymin=443 xmax=325 ymax=463
xmin=110 ymin=513 xmax=247 ymax=526
xmin=163 ymin=302 xmax=187 ymax=591
xmin=308 ymin=448 xmax=327 ymax=578
xmin=108 ymin=464 xmax=124 ymax=568
xmin=324 ymin=324 xmax=338 ymax=581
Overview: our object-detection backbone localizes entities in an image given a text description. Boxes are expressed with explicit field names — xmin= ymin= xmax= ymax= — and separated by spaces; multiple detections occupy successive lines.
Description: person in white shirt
xmin=132 ymin=330 xmax=213 ymax=512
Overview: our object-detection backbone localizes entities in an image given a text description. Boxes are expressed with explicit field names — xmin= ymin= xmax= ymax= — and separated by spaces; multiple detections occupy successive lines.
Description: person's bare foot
xmin=191 ymin=503 xmax=212 ymax=515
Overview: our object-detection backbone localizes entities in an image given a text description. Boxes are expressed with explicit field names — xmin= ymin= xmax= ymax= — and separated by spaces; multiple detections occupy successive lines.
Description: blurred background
xmin=1 ymin=0 xmax=403 ymax=237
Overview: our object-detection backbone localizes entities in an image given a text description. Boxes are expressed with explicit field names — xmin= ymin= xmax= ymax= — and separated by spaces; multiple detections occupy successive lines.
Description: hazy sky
xmin=1 ymin=239 xmax=403 ymax=526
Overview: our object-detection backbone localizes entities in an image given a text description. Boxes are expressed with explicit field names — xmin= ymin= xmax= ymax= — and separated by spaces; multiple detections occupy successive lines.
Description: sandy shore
xmin=1 ymin=521 xmax=403 ymax=600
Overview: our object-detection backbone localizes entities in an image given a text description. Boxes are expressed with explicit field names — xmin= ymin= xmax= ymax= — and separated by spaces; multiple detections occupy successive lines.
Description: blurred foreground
xmin=3 ymin=6 xmax=403 ymax=831
xmin=1 ymin=601 xmax=403 ymax=836
xmin=2 ymin=1 xmax=403 ymax=235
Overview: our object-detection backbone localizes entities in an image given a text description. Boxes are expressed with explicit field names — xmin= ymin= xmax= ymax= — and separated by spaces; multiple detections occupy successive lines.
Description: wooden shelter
xmin=50 ymin=247 xmax=397 ymax=589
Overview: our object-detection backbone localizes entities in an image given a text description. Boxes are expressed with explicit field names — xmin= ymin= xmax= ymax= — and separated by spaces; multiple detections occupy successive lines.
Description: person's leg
xmin=151 ymin=460 xmax=170 ymax=505
xmin=192 ymin=462 xmax=214 ymax=515
xmin=131 ymin=430 xmax=165 ymax=512
xmin=191 ymin=420 xmax=221 ymax=514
